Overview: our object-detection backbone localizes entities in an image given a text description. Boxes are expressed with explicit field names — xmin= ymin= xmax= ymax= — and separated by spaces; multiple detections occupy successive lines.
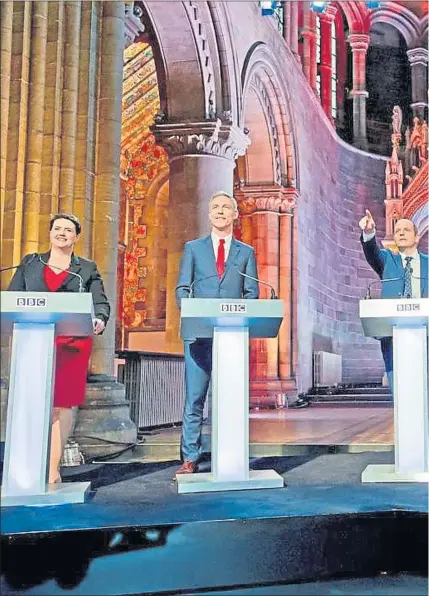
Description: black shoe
xmin=289 ymin=396 xmax=310 ymax=409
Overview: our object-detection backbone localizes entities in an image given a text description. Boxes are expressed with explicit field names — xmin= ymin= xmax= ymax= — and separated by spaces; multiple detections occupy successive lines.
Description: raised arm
xmin=359 ymin=209 xmax=386 ymax=278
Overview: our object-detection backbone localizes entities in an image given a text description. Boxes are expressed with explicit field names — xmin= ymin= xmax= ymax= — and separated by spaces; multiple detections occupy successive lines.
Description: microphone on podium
xmin=39 ymin=257 xmax=85 ymax=293
xmin=189 ymin=274 xmax=220 ymax=298
xmin=238 ymin=271 xmax=278 ymax=299
xmin=365 ymin=276 xmax=403 ymax=299
xmin=0 ymin=254 xmax=38 ymax=274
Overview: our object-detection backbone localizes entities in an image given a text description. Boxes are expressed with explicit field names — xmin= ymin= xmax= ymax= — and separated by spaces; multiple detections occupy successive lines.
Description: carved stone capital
xmin=348 ymin=33 xmax=370 ymax=53
xmin=407 ymin=47 xmax=428 ymax=66
xmin=319 ymin=5 xmax=337 ymax=22
xmin=152 ymin=119 xmax=251 ymax=161
xmin=235 ymin=185 xmax=298 ymax=215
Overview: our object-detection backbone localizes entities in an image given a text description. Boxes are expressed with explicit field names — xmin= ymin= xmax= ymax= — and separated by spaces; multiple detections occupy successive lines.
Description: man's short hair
xmin=49 ymin=213 xmax=82 ymax=235
xmin=209 ymin=191 xmax=238 ymax=214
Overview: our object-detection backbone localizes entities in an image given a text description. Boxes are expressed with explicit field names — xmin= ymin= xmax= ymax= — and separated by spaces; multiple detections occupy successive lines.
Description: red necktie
xmin=216 ymin=239 xmax=225 ymax=278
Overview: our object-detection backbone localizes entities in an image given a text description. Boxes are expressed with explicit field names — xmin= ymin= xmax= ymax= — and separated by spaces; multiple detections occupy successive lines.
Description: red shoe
xmin=175 ymin=460 xmax=197 ymax=477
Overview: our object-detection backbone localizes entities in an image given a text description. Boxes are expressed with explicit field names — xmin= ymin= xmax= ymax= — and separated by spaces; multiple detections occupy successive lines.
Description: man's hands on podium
xmin=359 ymin=209 xmax=376 ymax=234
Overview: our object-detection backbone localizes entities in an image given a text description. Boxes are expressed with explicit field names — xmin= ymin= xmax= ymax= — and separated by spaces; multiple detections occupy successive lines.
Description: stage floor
xmin=1 ymin=452 xmax=427 ymax=595
xmin=120 ymin=403 xmax=394 ymax=462
xmin=2 ymin=404 xmax=427 ymax=596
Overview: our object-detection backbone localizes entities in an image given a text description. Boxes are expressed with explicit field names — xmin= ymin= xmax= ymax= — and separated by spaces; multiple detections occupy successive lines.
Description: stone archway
xmin=237 ymin=44 xmax=299 ymax=405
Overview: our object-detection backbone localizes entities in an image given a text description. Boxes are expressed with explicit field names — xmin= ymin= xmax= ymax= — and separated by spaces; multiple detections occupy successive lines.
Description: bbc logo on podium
xmin=16 ymin=297 xmax=47 ymax=308
xmin=220 ymin=303 xmax=247 ymax=314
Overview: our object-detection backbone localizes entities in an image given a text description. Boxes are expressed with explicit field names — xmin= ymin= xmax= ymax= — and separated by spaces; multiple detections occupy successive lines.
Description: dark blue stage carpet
xmin=1 ymin=452 xmax=428 ymax=595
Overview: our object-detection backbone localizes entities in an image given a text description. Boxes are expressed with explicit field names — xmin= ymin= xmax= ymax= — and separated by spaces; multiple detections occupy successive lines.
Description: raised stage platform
xmin=1 ymin=405 xmax=427 ymax=595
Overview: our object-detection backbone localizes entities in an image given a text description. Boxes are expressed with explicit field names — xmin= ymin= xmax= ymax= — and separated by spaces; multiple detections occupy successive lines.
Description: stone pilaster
xmin=290 ymin=0 xmax=299 ymax=60
xmin=21 ymin=1 xmax=48 ymax=256
xmin=2 ymin=2 xmax=32 ymax=275
xmin=38 ymin=1 xmax=65 ymax=249
xmin=58 ymin=0 xmax=81 ymax=214
xmin=407 ymin=48 xmax=428 ymax=121
xmin=74 ymin=2 xmax=137 ymax=458
xmin=73 ymin=0 xmax=101 ymax=256
xmin=153 ymin=119 xmax=250 ymax=353
xmin=348 ymin=33 xmax=370 ymax=151
xmin=300 ymin=4 xmax=317 ymax=92
xmin=235 ymin=185 xmax=297 ymax=406
xmin=318 ymin=5 xmax=337 ymax=122
xmin=0 ymin=1 xmax=13 ymax=247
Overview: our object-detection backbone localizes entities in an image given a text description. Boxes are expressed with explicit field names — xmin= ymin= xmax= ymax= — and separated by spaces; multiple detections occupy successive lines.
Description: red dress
xmin=44 ymin=267 xmax=93 ymax=408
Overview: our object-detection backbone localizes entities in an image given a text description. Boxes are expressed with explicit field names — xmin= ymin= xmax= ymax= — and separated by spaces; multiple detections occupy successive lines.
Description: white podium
xmin=1 ymin=291 xmax=93 ymax=506
xmin=359 ymin=297 xmax=429 ymax=483
xmin=177 ymin=298 xmax=285 ymax=494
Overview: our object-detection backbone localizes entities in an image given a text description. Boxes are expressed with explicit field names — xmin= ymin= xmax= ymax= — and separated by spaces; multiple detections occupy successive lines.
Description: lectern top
xmin=180 ymin=298 xmax=284 ymax=339
xmin=1 ymin=291 xmax=94 ymax=336
xmin=359 ymin=297 xmax=429 ymax=337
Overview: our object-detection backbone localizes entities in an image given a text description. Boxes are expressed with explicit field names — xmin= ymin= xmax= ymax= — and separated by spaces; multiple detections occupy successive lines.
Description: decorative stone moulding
xmin=236 ymin=185 xmax=298 ymax=215
xmin=152 ymin=119 xmax=251 ymax=161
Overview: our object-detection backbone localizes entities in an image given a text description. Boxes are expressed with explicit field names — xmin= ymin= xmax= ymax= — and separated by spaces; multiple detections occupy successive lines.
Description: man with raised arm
xmin=359 ymin=209 xmax=428 ymax=393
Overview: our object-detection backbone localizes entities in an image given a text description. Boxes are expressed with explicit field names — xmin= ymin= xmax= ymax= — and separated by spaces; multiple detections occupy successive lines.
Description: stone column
xmin=21 ymin=1 xmax=48 ymax=256
xmin=38 ymin=1 xmax=65 ymax=248
xmin=348 ymin=33 xmax=370 ymax=151
xmin=0 ymin=1 xmax=13 ymax=244
xmin=236 ymin=185 xmax=297 ymax=407
xmin=407 ymin=48 xmax=428 ymax=121
xmin=278 ymin=188 xmax=298 ymax=383
xmin=301 ymin=4 xmax=317 ymax=91
xmin=283 ymin=0 xmax=291 ymax=48
xmin=74 ymin=2 xmax=137 ymax=458
xmin=153 ymin=120 xmax=250 ymax=353
xmin=58 ymin=0 xmax=81 ymax=214
xmin=318 ymin=6 xmax=337 ymax=122
xmin=2 ymin=1 xmax=32 ymax=274
xmin=290 ymin=0 xmax=299 ymax=60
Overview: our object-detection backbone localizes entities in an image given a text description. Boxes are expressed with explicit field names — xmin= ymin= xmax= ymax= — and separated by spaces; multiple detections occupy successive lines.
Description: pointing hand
xmin=358 ymin=209 xmax=375 ymax=234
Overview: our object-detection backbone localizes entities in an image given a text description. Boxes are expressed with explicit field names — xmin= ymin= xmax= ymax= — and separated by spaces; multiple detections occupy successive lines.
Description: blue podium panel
xmin=180 ymin=298 xmax=284 ymax=340
xmin=1 ymin=291 xmax=94 ymax=336
xmin=1 ymin=291 xmax=92 ymax=506
xmin=177 ymin=298 xmax=285 ymax=494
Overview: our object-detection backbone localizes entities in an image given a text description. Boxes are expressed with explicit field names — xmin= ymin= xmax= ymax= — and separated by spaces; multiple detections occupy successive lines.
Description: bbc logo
xmin=16 ymin=297 xmax=47 ymax=308
xmin=220 ymin=303 xmax=247 ymax=314
xmin=397 ymin=303 xmax=420 ymax=312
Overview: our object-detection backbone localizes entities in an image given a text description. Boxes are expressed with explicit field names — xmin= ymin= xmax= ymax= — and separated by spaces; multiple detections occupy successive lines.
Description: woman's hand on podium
xmin=92 ymin=318 xmax=105 ymax=335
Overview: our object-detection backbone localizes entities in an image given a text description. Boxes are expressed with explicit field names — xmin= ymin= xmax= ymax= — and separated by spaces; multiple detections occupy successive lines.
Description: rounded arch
xmin=141 ymin=1 xmax=210 ymax=121
xmin=241 ymin=43 xmax=299 ymax=188
xmin=207 ymin=1 xmax=242 ymax=124
xmin=370 ymin=4 xmax=423 ymax=47
xmin=333 ymin=1 xmax=368 ymax=33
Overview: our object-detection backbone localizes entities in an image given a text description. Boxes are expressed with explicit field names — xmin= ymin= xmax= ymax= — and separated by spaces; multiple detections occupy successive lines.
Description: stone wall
xmin=224 ymin=3 xmax=388 ymax=390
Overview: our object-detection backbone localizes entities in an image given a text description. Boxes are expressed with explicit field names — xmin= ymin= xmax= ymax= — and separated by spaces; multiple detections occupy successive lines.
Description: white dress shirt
xmin=211 ymin=232 xmax=232 ymax=262
xmin=363 ymin=230 xmax=421 ymax=298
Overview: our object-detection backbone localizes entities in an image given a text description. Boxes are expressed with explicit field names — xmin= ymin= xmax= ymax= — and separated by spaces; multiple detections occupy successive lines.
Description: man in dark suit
xmin=359 ymin=209 xmax=428 ymax=392
xmin=175 ymin=191 xmax=259 ymax=476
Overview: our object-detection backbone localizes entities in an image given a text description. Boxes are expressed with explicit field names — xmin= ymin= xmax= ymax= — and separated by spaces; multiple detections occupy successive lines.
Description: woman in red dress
xmin=8 ymin=213 xmax=110 ymax=483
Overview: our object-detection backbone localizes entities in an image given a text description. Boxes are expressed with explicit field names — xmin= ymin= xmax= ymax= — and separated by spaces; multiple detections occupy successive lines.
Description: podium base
xmin=1 ymin=481 xmax=91 ymax=507
xmin=176 ymin=469 xmax=284 ymax=494
xmin=361 ymin=464 xmax=429 ymax=484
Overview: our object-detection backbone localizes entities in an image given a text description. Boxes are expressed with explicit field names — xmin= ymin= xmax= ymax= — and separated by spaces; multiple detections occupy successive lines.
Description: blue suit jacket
xmin=361 ymin=235 xmax=428 ymax=299
xmin=175 ymin=236 xmax=259 ymax=307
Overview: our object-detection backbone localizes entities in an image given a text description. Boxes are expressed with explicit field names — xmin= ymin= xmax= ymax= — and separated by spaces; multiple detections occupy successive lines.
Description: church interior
xmin=0 ymin=1 xmax=428 ymax=594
